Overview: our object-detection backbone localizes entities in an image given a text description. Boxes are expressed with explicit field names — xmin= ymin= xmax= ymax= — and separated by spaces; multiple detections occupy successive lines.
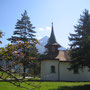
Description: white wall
xmin=59 ymin=62 xmax=90 ymax=81
xmin=41 ymin=60 xmax=90 ymax=81
xmin=41 ymin=60 xmax=59 ymax=80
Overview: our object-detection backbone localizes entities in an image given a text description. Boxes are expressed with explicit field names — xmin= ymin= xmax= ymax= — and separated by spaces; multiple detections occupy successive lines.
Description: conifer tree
xmin=69 ymin=9 xmax=90 ymax=70
xmin=0 ymin=30 xmax=2 ymax=44
xmin=8 ymin=10 xmax=36 ymax=43
xmin=8 ymin=10 xmax=38 ymax=78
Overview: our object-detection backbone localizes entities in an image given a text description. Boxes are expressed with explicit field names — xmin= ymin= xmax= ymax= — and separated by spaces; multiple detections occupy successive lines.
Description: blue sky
xmin=0 ymin=0 xmax=90 ymax=48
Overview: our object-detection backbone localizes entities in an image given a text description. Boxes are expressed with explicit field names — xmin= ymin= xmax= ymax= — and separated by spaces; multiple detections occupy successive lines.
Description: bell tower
xmin=45 ymin=23 xmax=61 ymax=58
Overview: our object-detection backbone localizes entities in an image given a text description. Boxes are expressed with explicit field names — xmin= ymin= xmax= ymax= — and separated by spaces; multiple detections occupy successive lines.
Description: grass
xmin=0 ymin=81 xmax=90 ymax=90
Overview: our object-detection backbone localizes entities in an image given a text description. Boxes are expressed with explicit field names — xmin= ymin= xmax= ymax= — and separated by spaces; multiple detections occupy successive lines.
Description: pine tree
xmin=8 ymin=10 xmax=36 ymax=43
xmin=8 ymin=10 xmax=38 ymax=78
xmin=69 ymin=9 xmax=90 ymax=70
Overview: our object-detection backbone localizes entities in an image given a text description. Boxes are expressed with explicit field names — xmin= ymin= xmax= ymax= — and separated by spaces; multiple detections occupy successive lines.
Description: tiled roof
xmin=56 ymin=50 xmax=70 ymax=61
xmin=41 ymin=50 xmax=70 ymax=62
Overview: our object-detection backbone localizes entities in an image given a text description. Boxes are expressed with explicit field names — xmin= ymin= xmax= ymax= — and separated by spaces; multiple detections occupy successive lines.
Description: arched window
xmin=51 ymin=65 xmax=55 ymax=73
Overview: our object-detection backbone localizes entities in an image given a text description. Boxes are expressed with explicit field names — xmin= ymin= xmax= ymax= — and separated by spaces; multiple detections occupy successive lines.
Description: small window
xmin=73 ymin=67 xmax=79 ymax=74
xmin=51 ymin=66 xmax=55 ymax=73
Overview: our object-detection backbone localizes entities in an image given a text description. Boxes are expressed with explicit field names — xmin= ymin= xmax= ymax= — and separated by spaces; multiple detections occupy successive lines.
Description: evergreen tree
xmin=0 ymin=30 xmax=3 ymax=44
xmin=69 ymin=9 xmax=90 ymax=70
xmin=8 ymin=10 xmax=38 ymax=78
xmin=8 ymin=10 xmax=36 ymax=43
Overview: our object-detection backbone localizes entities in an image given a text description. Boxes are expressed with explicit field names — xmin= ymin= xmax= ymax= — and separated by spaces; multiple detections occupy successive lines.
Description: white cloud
xmin=46 ymin=26 xmax=51 ymax=31
xmin=38 ymin=28 xmax=44 ymax=31
xmin=38 ymin=26 xmax=51 ymax=32
xmin=38 ymin=37 xmax=42 ymax=40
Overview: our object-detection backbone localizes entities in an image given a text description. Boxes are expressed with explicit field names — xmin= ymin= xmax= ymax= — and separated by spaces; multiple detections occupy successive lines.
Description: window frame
xmin=51 ymin=65 xmax=56 ymax=73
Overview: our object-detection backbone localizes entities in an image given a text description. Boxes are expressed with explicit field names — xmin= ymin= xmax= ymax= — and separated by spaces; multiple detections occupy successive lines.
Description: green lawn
xmin=0 ymin=81 xmax=90 ymax=90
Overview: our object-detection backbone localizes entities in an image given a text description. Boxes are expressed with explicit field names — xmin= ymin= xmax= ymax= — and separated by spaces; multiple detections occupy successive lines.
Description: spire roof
xmin=45 ymin=23 xmax=61 ymax=47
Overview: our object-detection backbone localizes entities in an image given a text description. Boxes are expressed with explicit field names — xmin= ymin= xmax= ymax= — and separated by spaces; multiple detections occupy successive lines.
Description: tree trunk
xmin=23 ymin=65 xmax=26 ymax=79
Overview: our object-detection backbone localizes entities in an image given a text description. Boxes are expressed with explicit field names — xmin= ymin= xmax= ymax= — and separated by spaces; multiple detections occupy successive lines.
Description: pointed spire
xmin=48 ymin=22 xmax=57 ymax=44
xmin=45 ymin=23 xmax=61 ymax=47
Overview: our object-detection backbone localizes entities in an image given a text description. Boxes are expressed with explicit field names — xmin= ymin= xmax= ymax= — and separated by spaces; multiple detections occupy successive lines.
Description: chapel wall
xmin=41 ymin=60 xmax=59 ymax=80
xmin=60 ymin=62 xmax=90 ymax=81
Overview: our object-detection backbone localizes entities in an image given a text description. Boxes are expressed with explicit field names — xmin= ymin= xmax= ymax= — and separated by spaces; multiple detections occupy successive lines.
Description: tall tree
xmin=69 ymin=9 xmax=90 ymax=70
xmin=8 ymin=10 xmax=39 ymax=78
xmin=8 ymin=10 xmax=36 ymax=43
xmin=0 ymin=30 xmax=40 ymax=89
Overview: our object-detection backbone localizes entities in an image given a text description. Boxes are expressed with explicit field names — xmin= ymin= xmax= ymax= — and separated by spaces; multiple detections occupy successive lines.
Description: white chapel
xmin=40 ymin=23 xmax=90 ymax=81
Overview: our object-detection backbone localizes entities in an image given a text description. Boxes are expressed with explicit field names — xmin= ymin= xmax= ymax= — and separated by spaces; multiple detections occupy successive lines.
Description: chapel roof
xmin=56 ymin=50 xmax=70 ymax=62
xmin=41 ymin=50 xmax=70 ymax=62
xmin=41 ymin=23 xmax=70 ymax=62
xmin=45 ymin=23 xmax=61 ymax=47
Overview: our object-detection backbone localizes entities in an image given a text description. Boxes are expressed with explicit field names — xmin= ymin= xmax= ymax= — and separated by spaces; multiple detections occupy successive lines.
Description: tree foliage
xmin=69 ymin=9 xmax=90 ymax=70
xmin=0 ymin=30 xmax=3 ymax=44
xmin=0 ymin=11 xmax=41 ymax=89
xmin=8 ymin=10 xmax=40 ymax=78
xmin=8 ymin=10 xmax=36 ymax=43
xmin=0 ymin=42 xmax=41 ymax=89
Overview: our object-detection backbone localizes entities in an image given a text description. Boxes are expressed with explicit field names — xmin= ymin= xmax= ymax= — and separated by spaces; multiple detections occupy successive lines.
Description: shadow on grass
xmin=51 ymin=85 xmax=90 ymax=90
